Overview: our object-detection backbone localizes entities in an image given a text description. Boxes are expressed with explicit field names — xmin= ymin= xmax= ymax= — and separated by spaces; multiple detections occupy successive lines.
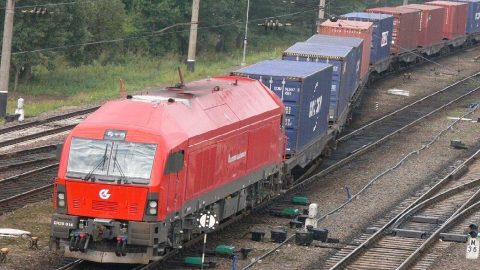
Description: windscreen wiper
xmin=112 ymin=144 xmax=127 ymax=184
xmin=83 ymin=144 xmax=109 ymax=181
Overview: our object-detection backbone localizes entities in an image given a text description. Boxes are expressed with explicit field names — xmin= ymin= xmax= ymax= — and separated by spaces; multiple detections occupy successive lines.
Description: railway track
xmin=322 ymin=149 xmax=480 ymax=270
xmin=0 ymin=144 xmax=58 ymax=175
xmin=0 ymin=106 xmax=96 ymax=150
xmin=0 ymin=163 xmax=58 ymax=215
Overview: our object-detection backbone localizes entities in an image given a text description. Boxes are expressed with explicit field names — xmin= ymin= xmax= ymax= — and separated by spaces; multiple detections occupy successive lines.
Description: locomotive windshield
xmin=66 ymin=137 xmax=157 ymax=184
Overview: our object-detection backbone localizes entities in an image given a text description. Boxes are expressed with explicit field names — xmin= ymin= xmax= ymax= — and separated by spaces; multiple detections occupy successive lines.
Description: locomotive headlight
xmin=147 ymin=200 xmax=157 ymax=215
xmin=58 ymin=199 xmax=65 ymax=207
xmin=149 ymin=201 xmax=157 ymax=208
xmin=57 ymin=192 xmax=66 ymax=208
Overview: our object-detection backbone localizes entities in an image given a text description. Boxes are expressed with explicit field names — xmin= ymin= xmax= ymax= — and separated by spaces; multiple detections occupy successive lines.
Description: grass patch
xmin=5 ymin=36 xmax=302 ymax=117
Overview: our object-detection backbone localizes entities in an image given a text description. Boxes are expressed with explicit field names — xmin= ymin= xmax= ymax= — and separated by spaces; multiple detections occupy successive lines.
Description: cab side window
xmin=164 ymin=150 xmax=184 ymax=174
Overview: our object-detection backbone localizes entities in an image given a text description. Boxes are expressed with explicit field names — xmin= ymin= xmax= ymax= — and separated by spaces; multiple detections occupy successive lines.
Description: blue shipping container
xmin=340 ymin=12 xmax=394 ymax=64
xmin=232 ymin=60 xmax=332 ymax=154
xmin=452 ymin=0 xmax=480 ymax=33
xmin=282 ymin=42 xmax=359 ymax=123
xmin=305 ymin=34 xmax=363 ymax=87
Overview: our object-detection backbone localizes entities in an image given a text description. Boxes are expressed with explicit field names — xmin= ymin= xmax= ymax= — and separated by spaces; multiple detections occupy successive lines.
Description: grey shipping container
xmin=340 ymin=12 xmax=394 ymax=64
xmin=306 ymin=34 xmax=363 ymax=86
xmin=232 ymin=60 xmax=333 ymax=155
xmin=452 ymin=0 xmax=480 ymax=33
xmin=282 ymin=42 xmax=359 ymax=123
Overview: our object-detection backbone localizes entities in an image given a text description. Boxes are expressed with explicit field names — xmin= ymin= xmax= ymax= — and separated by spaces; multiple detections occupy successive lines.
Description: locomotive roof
xmin=71 ymin=76 xmax=283 ymax=149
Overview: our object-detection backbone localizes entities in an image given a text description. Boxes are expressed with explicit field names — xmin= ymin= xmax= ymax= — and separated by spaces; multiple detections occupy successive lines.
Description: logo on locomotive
xmin=99 ymin=189 xmax=111 ymax=200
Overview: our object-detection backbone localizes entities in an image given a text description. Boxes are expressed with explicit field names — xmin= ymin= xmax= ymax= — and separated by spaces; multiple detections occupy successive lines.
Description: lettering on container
xmin=285 ymin=106 xmax=292 ymax=115
xmin=285 ymin=118 xmax=294 ymax=127
xmin=309 ymin=96 xmax=323 ymax=118
xmin=381 ymin=31 xmax=389 ymax=47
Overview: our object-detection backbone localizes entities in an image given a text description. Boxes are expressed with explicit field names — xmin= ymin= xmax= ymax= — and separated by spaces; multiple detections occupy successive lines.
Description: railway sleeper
xmin=410 ymin=215 xmax=444 ymax=224
xmin=392 ymin=228 xmax=428 ymax=239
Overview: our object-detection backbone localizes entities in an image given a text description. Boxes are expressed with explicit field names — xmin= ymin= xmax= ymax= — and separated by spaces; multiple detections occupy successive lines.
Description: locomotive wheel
xmin=115 ymin=240 xmax=122 ymax=257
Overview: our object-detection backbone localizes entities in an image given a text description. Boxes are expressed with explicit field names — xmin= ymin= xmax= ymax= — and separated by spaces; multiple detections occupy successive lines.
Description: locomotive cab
xmin=51 ymin=126 xmax=179 ymax=263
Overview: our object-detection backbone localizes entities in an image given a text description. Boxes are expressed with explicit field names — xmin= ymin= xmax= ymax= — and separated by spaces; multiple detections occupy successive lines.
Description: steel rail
xmin=338 ymin=71 xmax=480 ymax=143
xmin=0 ymin=184 xmax=53 ymax=215
xmin=391 ymin=178 xmax=480 ymax=230
xmin=0 ymin=123 xmax=75 ymax=148
xmin=0 ymin=163 xmax=58 ymax=184
xmin=293 ymin=85 xmax=480 ymax=192
xmin=0 ymin=106 xmax=98 ymax=135
xmin=0 ymin=143 xmax=58 ymax=159
xmin=54 ymin=259 xmax=84 ymax=270
xmin=397 ymin=194 xmax=480 ymax=270
xmin=327 ymin=149 xmax=480 ymax=270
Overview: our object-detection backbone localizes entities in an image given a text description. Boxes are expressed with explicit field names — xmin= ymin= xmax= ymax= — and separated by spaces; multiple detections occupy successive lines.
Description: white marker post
xmin=466 ymin=236 xmax=480 ymax=259
xmin=197 ymin=211 xmax=217 ymax=270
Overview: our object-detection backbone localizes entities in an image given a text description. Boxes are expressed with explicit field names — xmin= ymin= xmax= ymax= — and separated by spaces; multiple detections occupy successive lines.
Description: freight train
xmin=50 ymin=1 xmax=480 ymax=264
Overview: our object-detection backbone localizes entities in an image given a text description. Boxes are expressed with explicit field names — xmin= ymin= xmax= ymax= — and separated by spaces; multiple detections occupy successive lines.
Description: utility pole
xmin=187 ymin=0 xmax=200 ymax=72
xmin=403 ymin=0 xmax=408 ymax=5
xmin=316 ymin=0 xmax=325 ymax=33
xmin=241 ymin=0 xmax=250 ymax=66
xmin=0 ymin=0 xmax=15 ymax=117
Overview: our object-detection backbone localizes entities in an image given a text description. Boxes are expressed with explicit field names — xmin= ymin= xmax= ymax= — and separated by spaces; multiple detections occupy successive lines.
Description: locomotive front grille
xmin=128 ymin=203 xmax=138 ymax=214
xmin=92 ymin=200 xmax=118 ymax=212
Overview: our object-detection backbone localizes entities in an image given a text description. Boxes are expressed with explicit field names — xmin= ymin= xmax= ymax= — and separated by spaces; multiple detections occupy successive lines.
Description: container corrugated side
xmin=340 ymin=12 xmax=394 ymax=65
xmin=231 ymin=60 xmax=333 ymax=154
xmin=282 ymin=42 xmax=358 ymax=123
xmin=452 ymin=0 xmax=480 ymax=33
xmin=367 ymin=7 xmax=421 ymax=54
xmin=305 ymin=34 xmax=363 ymax=88
xmin=318 ymin=20 xmax=372 ymax=81
xmin=401 ymin=4 xmax=445 ymax=47
xmin=425 ymin=1 xmax=468 ymax=39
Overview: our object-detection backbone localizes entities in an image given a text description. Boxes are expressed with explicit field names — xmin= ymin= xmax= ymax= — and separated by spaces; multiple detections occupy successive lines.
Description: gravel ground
xmin=0 ymin=201 xmax=61 ymax=270
xmin=351 ymin=46 xmax=480 ymax=129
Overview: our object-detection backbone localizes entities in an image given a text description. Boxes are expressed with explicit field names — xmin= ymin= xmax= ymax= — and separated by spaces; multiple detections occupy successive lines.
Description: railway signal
xmin=466 ymin=224 xmax=479 ymax=260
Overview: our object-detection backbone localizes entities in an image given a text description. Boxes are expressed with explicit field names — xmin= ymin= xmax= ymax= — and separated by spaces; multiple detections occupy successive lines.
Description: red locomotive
xmin=50 ymin=76 xmax=285 ymax=263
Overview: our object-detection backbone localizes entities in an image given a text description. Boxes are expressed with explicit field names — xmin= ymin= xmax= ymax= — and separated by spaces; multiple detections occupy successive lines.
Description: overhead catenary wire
xmin=0 ymin=0 xmax=106 ymax=10
xmin=10 ymin=2 xmax=322 ymax=55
